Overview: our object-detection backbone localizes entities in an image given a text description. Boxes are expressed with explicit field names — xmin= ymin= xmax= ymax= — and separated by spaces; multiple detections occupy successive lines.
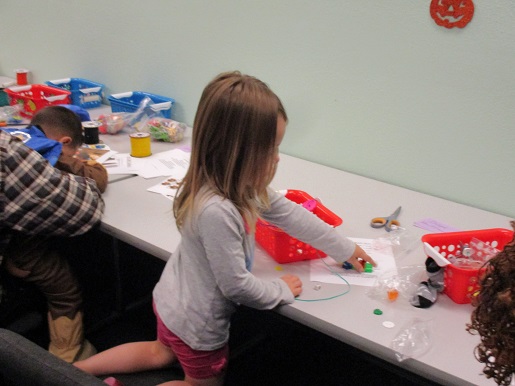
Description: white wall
xmin=2 ymin=0 xmax=514 ymax=218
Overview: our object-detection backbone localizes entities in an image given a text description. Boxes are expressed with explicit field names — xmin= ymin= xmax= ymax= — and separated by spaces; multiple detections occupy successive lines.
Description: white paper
xmin=96 ymin=150 xmax=118 ymax=164
xmin=140 ymin=149 xmax=190 ymax=179
xmin=104 ymin=149 xmax=190 ymax=179
xmin=102 ymin=153 xmax=146 ymax=175
xmin=309 ymin=237 xmax=397 ymax=286
xmin=147 ymin=176 xmax=181 ymax=201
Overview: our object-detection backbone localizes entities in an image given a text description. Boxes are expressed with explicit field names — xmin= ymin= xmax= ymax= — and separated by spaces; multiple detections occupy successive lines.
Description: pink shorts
xmin=153 ymin=304 xmax=229 ymax=380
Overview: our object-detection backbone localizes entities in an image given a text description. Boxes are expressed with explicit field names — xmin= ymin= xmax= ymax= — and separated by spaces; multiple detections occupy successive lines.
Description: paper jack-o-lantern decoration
xmin=430 ymin=0 xmax=474 ymax=29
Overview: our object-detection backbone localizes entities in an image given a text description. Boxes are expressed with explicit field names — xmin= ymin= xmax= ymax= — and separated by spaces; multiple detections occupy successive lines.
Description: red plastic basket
xmin=5 ymin=84 xmax=71 ymax=118
xmin=255 ymin=190 xmax=343 ymax=264
xmin=422 ymin=228 xmax=513 ymax=304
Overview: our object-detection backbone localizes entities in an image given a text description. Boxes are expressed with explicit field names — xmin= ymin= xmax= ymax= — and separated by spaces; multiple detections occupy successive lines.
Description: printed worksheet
xmin=309 ymin=238 xmax=397 ymax=286
xmin=144 ymin=149 xmax=190 ymax=179
xmin=103 ymin=148 xmax=190 ymax=179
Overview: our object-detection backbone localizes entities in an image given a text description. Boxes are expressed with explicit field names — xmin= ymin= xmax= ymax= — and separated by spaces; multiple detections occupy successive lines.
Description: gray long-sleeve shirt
xmin=153 ymin=189 xmax=355 ymax=350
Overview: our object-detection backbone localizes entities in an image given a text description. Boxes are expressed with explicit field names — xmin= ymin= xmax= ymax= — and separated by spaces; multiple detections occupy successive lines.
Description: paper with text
xmin=104 ymin=148 xmax=190 ymax=179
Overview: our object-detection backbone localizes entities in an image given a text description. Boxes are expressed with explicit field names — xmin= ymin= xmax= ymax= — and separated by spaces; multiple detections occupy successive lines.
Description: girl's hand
xmin=345 ymin=245 xmax=377 ymax=273
xmin=280 ymin=274 xmax=303 ymax=297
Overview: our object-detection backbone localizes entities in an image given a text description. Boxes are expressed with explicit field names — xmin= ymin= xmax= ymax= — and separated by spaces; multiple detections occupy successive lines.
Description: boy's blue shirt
xmin=2 ymin=125 xmax=62 ymax=166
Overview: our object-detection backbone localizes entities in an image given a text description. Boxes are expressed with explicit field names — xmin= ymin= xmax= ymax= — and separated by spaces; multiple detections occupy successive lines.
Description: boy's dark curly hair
xmin=467 ymin=221 xmax=515 ymax=385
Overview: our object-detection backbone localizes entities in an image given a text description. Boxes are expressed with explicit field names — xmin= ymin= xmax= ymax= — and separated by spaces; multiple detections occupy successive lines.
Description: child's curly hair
xmin=467 ymin=221 xmax=515 ymax=385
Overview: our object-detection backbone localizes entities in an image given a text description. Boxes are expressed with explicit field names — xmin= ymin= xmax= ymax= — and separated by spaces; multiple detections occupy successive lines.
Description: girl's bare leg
xmin=74 ymin=340 xmax=176 ymax=375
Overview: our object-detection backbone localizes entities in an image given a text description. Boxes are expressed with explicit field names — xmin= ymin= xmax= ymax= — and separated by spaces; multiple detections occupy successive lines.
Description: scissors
xmin=370 ymin=206 xmax=401 ymax=232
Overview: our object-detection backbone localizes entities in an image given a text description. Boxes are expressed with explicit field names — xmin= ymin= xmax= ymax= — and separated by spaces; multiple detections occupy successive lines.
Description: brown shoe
xmin=47 ymin=311 xmax=96 ymax=363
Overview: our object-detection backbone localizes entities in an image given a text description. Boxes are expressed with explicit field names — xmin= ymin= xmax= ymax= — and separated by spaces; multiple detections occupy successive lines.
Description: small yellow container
xmin=130 ymin=132 xmax=151 ymax=157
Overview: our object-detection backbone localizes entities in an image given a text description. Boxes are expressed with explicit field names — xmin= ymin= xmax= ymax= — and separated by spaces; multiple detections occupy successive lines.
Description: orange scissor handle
xmin=370 ymin=206 xmax=402 ymax=232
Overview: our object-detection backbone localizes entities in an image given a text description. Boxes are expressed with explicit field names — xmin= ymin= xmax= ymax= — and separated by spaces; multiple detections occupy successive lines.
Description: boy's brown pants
xmin=4 ymin=232 xmax=82 ymax=320
xmin=3 ymin=232 xmax=97 ymax=362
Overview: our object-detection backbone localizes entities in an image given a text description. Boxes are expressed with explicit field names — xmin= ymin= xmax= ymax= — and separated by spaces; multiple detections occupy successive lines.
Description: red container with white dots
xmin=422 ymin=228 xmax=513 ymax=304
xmin=255 ymin=190 xmax=343 ymax=264
xmin=5 ymin=84 xmax=71 ymax=118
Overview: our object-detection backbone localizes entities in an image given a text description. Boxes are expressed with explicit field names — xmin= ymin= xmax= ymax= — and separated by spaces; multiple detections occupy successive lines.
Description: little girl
xmin=75 ymin=71 xmax=376 ymax=386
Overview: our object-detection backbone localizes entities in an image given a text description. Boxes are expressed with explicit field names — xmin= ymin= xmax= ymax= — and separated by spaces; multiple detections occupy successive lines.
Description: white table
xmin=100 ymin=138 xmax=513 ymax=385
xmin=101 ymin=175 xmax=176 ymax=260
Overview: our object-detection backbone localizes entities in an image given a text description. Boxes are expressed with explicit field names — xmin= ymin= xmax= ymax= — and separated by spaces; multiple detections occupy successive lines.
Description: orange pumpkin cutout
xmin=430 ymin=0 xmax=474 ymax=29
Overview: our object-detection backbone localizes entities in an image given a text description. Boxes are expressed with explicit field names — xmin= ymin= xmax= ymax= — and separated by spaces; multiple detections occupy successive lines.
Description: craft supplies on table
xmin=97 ymin=113 xmax=128 ymax=134
xmin=46 ymin=78 xmax=105 ymax=109
xmin=422 ymin=228 xmax=513 ymax=304
xmin=255 ymin=190 xmax=342 ymax=264
xmin=77 ymin=143 xmax=115 ymax=164
xmin=144 ymin=118 xmax=185 ymax=143
xmin=108 ymin=91 xmax=175 ymax=119
xmin=0 ymin=77 xmax=16 ymax=107
xmin=106 ymin=148 xmax=190 ymax=180
xmin=310 ymin=237 xmax=396 ymax=287
xmin=14 ymin=69 xmax=29 ymax=85
xmin=130 ymin=132 xmax=152 ymax=157
xmin=5 ymin=84 xmax=71 ymax=118
xmin=370 ymin=206 xmax=401 ymax=232
xmin=82 ymin=121 xmax=101 ymax=145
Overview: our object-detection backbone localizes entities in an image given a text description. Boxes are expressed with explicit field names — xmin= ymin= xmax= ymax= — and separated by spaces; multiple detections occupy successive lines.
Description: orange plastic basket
xmin=255 ymin=190 xmax=343 ymax=264
xmin=422 ymin=228 xmax=513 ymax=304
xmin=6 ymin=84 xmax=71 ymax=118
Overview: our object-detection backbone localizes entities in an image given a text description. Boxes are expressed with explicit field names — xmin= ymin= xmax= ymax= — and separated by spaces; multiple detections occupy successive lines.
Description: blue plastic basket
xmin=108 ymin=91 xmax=175 ymax=119
xmin=45 ymin=78 xmax=105 ymax=109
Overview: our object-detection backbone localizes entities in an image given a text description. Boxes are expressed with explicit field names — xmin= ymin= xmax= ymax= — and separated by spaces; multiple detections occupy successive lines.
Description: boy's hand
xmin=280 ymin=274 xmax=303 ymax=297
xmin=345 ymin=245 xmax=377 ymax=273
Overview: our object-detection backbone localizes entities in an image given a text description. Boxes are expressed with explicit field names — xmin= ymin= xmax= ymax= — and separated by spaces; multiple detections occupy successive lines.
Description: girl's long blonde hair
xmin=174 ymin=71 xmax=287 ymax=231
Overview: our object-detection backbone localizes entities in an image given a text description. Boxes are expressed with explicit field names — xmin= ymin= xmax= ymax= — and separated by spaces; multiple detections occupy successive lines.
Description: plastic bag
xmin=99 ymin=96 xmax=168 ymax=135
xmin=0 ymin=105 xmax=23 ymax=124
xmin=372 ymin=226 xmax=419 ymax=260
xmin=447 ymin=237 xmax=500 ymax=269
xmin=99 ymin=97 xmax=188 ymax=140
xmin=391 ymin=318 xmax=433 ymax=362
xmin=124 ymin=97 xmax=186 ymax=142
xmin=126 ymin=96 xmax=167 ymax=132
xmin=367 ymin=265 xmax=425 ymax=303
xmin=97 ymin=112 xmax=131 ymax=134
xmin=143 ymin=118 xmax=186 ymax=143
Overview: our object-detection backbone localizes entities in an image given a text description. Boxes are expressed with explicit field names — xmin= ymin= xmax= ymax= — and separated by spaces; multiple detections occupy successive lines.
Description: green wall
xmin=2 ymin=0 xmax=514 ymax=218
